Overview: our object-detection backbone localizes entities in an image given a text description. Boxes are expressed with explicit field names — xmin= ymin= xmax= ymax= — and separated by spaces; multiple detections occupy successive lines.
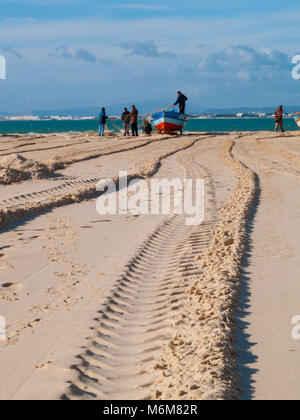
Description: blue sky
xmin=1 ymin=0 xmax=300 ymax=113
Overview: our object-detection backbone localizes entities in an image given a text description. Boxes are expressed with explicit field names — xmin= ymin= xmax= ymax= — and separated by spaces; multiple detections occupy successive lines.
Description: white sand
xmin=234 ymin=133 xmax=300 ymax=400
xmin=1 ymin=131 xmax=300 ymax=400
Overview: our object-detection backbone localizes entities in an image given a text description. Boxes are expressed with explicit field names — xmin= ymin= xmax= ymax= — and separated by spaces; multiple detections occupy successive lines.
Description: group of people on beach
xmin=121 ymin=106 xmax=140 ymax=137
xmin=98 ymin=91 xmax=188 ymax=137
xmin=98 ymin=105 xmax=143 ymax=137
xmin=98 ymin=96 xmax=285 ymax=136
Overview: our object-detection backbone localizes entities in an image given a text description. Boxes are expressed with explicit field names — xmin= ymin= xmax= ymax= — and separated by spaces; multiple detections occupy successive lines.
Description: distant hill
xmin=32 ymin=104 xmax=300 ymax=117
xmin=203 ymin=106 xmax=300 ymax=114
xmin=2 ymin=104 xmax=300 ymax=118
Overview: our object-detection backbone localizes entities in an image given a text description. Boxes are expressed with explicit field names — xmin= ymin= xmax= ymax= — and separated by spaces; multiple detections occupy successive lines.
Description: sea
xmin=0 ymin=118 xmax=298 ymax=135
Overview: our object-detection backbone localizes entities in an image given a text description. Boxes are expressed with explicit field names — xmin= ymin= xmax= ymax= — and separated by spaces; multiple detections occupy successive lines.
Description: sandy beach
xmin=0 ymin=130 xmax=300 ymax=400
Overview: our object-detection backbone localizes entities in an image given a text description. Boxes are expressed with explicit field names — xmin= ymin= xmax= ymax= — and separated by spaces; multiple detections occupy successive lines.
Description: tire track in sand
xmin=0 ymin=136 xmax=175 ymax=208
xmin=0 ymin=135 xmax=210 ymax=232
xmin=63 ymin=156 xmax=216 ymax=400
xmin=254 ymin=136 xmax=300 ymax=167
xmin=0 ymin=177 xmax=100 ymax=209
xmin=147 ymin=138 xmax=258 ymax=400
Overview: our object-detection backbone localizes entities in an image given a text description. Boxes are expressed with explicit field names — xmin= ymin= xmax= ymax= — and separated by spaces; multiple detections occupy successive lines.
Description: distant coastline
xmin=0 ymin=114 xmax=295 ymax=122
xmin=0 ymin=117 xmax=298 ymax=134
xmin=0 ymin=107 xmax=297 ymax=122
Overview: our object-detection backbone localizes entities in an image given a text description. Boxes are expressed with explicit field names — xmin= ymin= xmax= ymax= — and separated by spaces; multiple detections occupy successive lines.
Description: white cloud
xmin=49 ymin=46 xmax=97 ymax=63
xmin=0 ymin=46 xmax=23 ymax=58
xmin=237 ymin=71 xmax=250 ymax=81
xmin=119 ymin=40 xmax=176 ymax=58
xmin=198 ymin=45 xmax=291 ymax=79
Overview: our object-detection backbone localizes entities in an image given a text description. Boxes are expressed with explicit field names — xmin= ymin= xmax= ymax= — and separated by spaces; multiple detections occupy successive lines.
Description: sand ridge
xmin=149 ymin=138 xmax=258 ymax=400
xmin=0 ymin=133 xmax=171 ymax=185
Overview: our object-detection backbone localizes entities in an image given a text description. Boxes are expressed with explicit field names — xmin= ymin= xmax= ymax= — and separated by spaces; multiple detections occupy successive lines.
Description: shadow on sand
xmin=235 ymin=173 xmax=261 ymax=400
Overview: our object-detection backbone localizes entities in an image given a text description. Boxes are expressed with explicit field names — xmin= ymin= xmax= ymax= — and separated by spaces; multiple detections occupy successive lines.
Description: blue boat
xmin=151 ymin=111 xmax=189 ymax=134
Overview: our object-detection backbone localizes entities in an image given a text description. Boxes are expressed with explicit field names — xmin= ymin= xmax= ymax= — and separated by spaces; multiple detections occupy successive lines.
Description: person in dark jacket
xmin=98 ymin=107 xmax=107 ymax=136
xmin=130 ymin=105 xmax=139 ymax=137
xmin=274 ymin=105 xmax=285 ymax=133
xmin=174 ymin=91 xmax=188 ymax=114
xmin=121 ymin=108 xmax=131 ymax=136
xmin=142 ymin=119 xmax=153 ymax=135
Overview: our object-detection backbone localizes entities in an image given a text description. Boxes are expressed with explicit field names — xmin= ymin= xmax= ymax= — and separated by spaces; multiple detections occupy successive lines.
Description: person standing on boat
xmin=98 ymin=107 xmax=107 ymax=137
xmin=130 ymin=105 xmax=139 ymax=137
xmin=274 ymin=105 xmax=285 ymax=133
xmin=121 ymin=107 xmax=131 ymax=136
xmin=174 ymin=91 xmax=188 ymax=114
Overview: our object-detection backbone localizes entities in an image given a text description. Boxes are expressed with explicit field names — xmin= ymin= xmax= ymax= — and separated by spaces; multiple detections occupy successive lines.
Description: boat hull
xmin=294 ymin=112 xmax=300 ymax=128
xmin=151 ymin=111 xmax=189 ymax=133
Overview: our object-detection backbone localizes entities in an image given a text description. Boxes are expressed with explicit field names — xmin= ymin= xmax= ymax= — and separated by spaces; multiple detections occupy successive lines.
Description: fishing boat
xmin=150 ymin=110 xmax=189 ymax=134
xmin=293 ymin=112 xmax=300 ymax=128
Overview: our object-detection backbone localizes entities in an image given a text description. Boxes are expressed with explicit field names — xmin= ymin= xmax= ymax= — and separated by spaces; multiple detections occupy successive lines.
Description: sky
xmin=1 ymin=0 xmax=300 ymax=113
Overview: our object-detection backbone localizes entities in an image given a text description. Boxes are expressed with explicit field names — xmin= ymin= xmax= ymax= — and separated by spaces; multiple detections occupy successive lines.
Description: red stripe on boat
xmin=154 ymin=123 xmax=183 ymax=132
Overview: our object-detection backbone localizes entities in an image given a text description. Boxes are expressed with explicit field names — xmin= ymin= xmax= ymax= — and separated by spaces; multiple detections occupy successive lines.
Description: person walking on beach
xmin=121 ymin=108 xmax=131 ymax=136
xmin=98 ymin=107 xmax=107 ymax=137
xmin=130 ymin=105 xmax=139 ymax=137
xmin=274 ymin=105 xmax=285 ymax=133
xmin=174 ymin=91 xmax=188 ymax=114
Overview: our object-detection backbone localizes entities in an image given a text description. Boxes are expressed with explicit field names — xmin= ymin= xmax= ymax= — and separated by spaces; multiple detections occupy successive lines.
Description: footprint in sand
xmin=0 ymin=245 xmax=11 ymax=251
xmin=63 ymin=296 xmax=83 ymax=306
xmin=19 ymin=235 xmax=40 ymax=241
xmin=126 ymin=215 xmax=141 ymax=221
xmin=35 ymin=361 xmax=53 ymax=370
xmin=1 ymin=282 xmax=22 ymax=291
xmin=90 ymin=220 xmax=112 ymax=223
xmin=27 ymin=318 xmax=42 ymax=328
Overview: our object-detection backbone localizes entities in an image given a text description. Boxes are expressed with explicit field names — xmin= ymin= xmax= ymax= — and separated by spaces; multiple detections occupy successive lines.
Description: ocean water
xmin=0 ymin=118 xmax=298 ymax=135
